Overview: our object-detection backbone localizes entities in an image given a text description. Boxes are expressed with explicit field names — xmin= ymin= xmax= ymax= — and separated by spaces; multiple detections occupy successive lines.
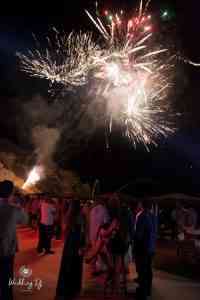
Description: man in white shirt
xmin=37 ymin=197 xmax=56 ymax=255
xmin=0 ymin=180 xmax=28 ymax=300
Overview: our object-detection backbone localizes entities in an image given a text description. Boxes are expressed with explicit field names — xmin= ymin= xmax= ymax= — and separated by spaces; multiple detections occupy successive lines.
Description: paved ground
xmin=13 ymin=227 xmax=200 ymax=300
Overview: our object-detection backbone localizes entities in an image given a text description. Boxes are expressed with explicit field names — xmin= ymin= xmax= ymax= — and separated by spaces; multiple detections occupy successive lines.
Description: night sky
xmin=1 ymin=0 xmax=200 ymax=194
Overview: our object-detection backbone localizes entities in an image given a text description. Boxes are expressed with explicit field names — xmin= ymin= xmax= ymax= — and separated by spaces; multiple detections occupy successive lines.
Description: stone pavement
xmin=13 ymin=227 xmax=200 ymax=300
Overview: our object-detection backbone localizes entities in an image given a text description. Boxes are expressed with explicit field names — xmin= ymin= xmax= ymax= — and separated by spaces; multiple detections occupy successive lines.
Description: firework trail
xmin=17 ymin=1 xmax=177 ymax=149
xmin=17 ymin=29 xmax=101 ymax=87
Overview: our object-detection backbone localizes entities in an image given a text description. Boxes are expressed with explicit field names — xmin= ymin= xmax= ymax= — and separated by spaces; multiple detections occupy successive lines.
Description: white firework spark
xmin=17 ymin=29 xmax=101 ymax=87
xmin=85 ymin=1 xmax=176 ymax=149
xmin=17 ymin=0 xmax=177 ymax=149
xmin=22 ymin=165 xmax=44 ymax=190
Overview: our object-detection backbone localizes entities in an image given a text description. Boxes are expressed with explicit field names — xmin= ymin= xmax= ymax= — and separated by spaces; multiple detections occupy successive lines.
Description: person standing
xmin=132 ymin=201 xmax=144 ymax=283
xmin=89 ymin=196 xmax=109 ymax=273
xmin=54 ymin=198 xmax=63 ymax=240
xmin=89 ymin=196 xmax=109 ymax=246
xmin=0 ymin=180 xmax=28 ymax=300
xmin=82 ymin=202 xmax=91 ymax=246
xmin=30 ymin=195 xmax=40 ymax=230
xmin=186 ymin=207 xmax=198 ymax=229
xmin=134 ymin=200 xmax=157 ymax=300
xmin=107 ymin=194 xmax=131 ymax=295
xmin=37 ymin=197 xmax=56 ymax=255
xmin=56 ymin=200 xmax=85 ymax=300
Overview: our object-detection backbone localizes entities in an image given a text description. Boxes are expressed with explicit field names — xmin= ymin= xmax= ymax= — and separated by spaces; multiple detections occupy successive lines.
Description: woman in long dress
xmin=55 ymin=200 xmax=85 ymax=300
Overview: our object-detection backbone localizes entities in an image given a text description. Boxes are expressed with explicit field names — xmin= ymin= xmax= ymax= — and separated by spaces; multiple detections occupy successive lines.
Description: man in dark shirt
xmin=0 ymin=180 xmax=28 ymax=300
xmin=134 ymin=200 xmax=157 ymax=300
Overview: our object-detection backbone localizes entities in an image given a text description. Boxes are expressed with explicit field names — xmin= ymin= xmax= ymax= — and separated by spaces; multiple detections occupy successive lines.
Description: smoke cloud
xmin=32 ymin=126 xmax=60 ymax=166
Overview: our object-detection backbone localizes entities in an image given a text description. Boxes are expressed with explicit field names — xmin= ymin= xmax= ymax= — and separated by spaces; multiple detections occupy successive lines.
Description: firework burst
xmin=17 ymin=0 xmax=178 ymax=149
xmin=85 ymin=0 xmax=176 ymax=148
xmin=17 ymin=29 xmax=101 ymax=87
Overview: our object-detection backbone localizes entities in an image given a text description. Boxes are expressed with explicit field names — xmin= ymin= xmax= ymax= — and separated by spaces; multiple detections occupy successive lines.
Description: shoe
xmin=45 ymin=250 xmax=55 ymax=255
xmin=134 ymin=277 xmax=139 ymax=284
xmin=147 ymin=291 xmax=152 ymax=297
xmin=135 ymin=288 xmax=149 ymax=300
xmin=54 ymin=296 xmax=65 ymax=300
xmin=92 ymin=270 xmax=105 ymax=277
xmin=37 ymin=251 xmax=45 ymax=256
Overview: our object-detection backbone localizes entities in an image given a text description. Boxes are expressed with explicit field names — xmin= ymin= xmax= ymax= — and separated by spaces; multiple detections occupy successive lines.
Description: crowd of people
xmin=1 ymin=179 xmax=199 ymax=300
xmin=159 ymin=202 xmax=200 ymax=242
xmin=54 ymin=194 xmax=157 ymax=300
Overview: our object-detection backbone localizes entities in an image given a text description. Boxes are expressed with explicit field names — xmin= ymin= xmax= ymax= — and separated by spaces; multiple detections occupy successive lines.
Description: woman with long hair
xmin=55 ymin=199 xmax=85 ymax=300
xmin=108 ymin=194 xmax=130 ymax=295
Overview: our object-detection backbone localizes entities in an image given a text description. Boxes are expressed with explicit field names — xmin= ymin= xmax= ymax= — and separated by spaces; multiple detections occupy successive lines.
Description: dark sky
xmin=1 ymin=0 xmax=200 ymax=194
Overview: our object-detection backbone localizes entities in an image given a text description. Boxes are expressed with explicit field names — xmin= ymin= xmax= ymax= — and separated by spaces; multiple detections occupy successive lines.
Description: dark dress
xmin=56 ymin=216 xmax=84 ymax=299
xmin=134 ymin=211 xmax=157 ymax=300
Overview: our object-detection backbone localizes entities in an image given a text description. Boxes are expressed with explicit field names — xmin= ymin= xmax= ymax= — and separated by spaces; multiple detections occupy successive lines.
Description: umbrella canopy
xmin=147 ymin=193 xmax=200 ymax=208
